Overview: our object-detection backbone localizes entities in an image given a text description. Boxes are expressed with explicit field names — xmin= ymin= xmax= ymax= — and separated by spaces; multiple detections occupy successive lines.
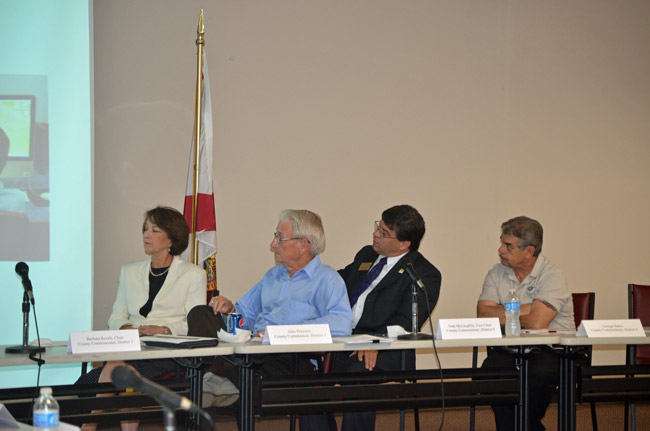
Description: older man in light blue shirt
xmin=200 ymin=209 xmax=350 ymax=430
xmin=210 ymin=209 xmax=352 ymax=336
xmin=236 ymin=252 xmax=352 ymax=335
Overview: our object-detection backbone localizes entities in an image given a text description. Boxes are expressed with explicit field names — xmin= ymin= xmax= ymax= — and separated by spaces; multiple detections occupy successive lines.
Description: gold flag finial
xmin=196 ymin=9 xmax=205 ymax=46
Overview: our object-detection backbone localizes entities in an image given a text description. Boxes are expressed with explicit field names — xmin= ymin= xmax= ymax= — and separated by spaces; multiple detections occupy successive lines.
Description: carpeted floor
xmin=182 ymin=402 xmax=648 ymax=431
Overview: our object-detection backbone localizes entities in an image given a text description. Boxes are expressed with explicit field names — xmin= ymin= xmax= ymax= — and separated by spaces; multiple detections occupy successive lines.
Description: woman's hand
xmin=138 ymin=325 xmax=168 ymax=336
xmin=209 ymin=295 xmax=235 ymax=315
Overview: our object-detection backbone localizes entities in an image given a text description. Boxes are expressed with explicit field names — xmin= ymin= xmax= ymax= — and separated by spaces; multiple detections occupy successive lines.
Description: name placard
xmin=263 ymin=324 xmax=332 ymax=345
xmin=68 ymin=329 xmax=141 ymax=354
xmin=577 ymin=319 xmax=645 ymax=338
xmin=436 ymin=318 xmax=502 ymax=340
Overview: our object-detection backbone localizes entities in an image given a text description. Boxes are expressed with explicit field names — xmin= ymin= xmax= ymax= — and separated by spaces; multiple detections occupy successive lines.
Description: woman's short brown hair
xmin=142 ymin=206 xmax=189 ymax=256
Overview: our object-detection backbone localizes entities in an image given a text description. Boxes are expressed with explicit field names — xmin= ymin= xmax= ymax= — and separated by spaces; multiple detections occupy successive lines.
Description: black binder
xmin=140 ymin=335 xmax=219 ymax=349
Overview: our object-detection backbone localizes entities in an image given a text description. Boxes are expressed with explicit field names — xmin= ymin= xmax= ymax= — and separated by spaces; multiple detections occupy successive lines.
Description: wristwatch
xmin=162 ymin=327 xmax=171 ymax=335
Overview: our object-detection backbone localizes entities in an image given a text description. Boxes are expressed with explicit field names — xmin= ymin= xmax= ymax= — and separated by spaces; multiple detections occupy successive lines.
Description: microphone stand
xmin=5 ymin=291 xmax=45 ymax=354
xmin=397 ymin=280 xmax=432 ymax=340
xmin=161 ymin=403 xmax=176 ymax=431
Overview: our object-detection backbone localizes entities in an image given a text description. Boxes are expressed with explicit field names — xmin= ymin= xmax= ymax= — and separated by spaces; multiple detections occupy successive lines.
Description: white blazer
xmin=107 ymin=255 xmax=206 ymax=335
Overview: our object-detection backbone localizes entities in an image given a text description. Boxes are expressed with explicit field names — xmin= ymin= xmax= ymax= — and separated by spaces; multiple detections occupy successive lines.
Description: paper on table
xmin=387 ymin=325 xmax=407 ymax=338
xmin=0 ymin=403 xmax=20 ymax=429
xmin=217 ymin=329 xmax=252 ymax=343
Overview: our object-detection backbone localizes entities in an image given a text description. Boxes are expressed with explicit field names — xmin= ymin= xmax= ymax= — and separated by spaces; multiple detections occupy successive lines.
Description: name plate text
xmin=577 ymin=319 xmax=645 ymax=338
xmin=264 ymin=324 xmax=332 ymax=345
xmin=68 ymin=329 xmax=141 ymax=354
xmin=436 ymin=318 xmax=501 ymax=339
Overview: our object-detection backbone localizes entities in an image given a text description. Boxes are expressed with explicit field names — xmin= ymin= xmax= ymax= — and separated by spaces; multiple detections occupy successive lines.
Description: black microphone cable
xmin=418 ymin=281 xmax=445 ymax=431
xmin=28 ymin=298 xmax=45 ymax=420
xmin=402 ymin=258 xmax=445 ymax=431
xmin=15 ymin=262 xmax=46 ymax=419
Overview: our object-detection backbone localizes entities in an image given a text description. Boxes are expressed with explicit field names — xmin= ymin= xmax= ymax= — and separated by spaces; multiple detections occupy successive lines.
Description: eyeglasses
xmin=374 ymin=221 xmax=397 ymax=239
xmin=273 ymin=231 xmax=303 ymax=242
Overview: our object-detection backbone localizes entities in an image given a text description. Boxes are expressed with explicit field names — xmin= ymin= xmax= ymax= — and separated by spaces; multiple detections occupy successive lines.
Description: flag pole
xmin=191 ymin=10 xmax=205 ymax=265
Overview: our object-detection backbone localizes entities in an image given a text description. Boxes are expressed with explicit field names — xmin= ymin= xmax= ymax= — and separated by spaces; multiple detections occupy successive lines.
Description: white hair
xmin=278 ymin=209 xmax=326 ymax=256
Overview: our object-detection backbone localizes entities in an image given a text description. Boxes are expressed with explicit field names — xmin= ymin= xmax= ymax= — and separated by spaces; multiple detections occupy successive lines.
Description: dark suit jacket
xmin=335 ymin=245 xmax=442 ymax=372
xmin=338 ymin=245 xmax=442 ymax=336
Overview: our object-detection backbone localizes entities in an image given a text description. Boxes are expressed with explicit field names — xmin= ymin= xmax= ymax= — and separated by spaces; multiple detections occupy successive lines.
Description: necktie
xmin=349 ymin=257 xmax=388 ymax=306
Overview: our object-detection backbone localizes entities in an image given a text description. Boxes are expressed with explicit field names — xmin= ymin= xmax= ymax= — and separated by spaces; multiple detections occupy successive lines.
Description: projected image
xmin=1 ymin=97 xmax=33 ymax=158
xmin=0 ymin=76 xmax=50 ymax=261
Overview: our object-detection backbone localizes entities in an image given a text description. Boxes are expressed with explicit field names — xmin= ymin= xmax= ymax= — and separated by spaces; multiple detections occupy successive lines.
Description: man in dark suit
xmin=335 ymin=204 xmax=442 ymax=431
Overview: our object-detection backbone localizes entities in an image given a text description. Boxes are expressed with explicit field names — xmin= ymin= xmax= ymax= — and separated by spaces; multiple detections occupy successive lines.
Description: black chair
xmin=624 ymin=284 xmax=650 ymax=431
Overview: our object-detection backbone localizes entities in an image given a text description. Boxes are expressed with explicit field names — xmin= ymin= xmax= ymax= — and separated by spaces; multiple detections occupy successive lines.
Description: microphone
xmin=15 ymin=262 xmax=35 ymax=305
xmin=111 ymin=365 xmax=204 ymax=414
xmin=397 ymin=258 xmax=432 ymax=340
xmin=401 ymin=259 xmax=425 ymax=290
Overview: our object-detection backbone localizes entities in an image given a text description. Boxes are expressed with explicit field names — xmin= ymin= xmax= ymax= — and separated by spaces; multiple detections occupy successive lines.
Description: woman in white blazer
xmin=78 ymin=206 xmax=206 ymax=431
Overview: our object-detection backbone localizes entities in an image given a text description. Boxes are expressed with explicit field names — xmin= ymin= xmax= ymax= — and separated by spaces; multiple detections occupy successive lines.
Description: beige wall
xmin=93 ymin=0 xmax=650 ymax=368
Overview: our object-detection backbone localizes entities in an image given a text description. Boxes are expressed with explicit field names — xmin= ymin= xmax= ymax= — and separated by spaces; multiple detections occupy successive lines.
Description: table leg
xmin=186 ymin=358 xmax=202 ymax=431
xmin=558 ymin=348 xmax=566 ymax=431
xmin=558 ymin=346 xmax=578 ymax=431
xmin=239 ymin=354 xmax=255 ymax=431
xmin=516 ymin=346 xmax=529 ymax=431
xmin=568 ymin=351 xmax=576 ymax=431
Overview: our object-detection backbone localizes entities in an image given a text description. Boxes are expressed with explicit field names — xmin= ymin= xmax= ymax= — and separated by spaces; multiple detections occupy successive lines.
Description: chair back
xmin=572 ymin=292 xmax=595 ymax=329
xmin=628 ymin=284 xmax=650 ymax=364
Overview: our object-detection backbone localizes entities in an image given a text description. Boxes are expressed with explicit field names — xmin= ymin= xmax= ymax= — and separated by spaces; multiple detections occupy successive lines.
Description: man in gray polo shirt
xmin=477 ymin=216 xmax=574 ymax=431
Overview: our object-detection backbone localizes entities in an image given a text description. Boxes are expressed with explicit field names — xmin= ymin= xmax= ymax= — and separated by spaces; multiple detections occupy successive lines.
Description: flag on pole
xmin=182 ymin=52 xmax=217 ymax=299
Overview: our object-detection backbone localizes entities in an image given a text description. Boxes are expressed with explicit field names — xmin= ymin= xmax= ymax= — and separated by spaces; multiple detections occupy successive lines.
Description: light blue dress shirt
xmin=235 ymin=254 xmax=353 ymax=335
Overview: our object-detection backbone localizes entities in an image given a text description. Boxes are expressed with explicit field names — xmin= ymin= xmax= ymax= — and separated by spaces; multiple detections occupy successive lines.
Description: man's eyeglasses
xmin=374 ymin=221 xmax=397 ymax=239
xmin=273 ymin=231 xmax=303 ymax=242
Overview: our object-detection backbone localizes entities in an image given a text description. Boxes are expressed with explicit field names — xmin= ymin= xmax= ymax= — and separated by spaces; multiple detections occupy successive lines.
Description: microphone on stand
xmin=402 ymin=260 xmax=425 ymax=290
xmin=6 ymin=262 xmax=45 ymax=354
xmin=112 ymin=365 xmax=205 ymax=414
xmin=112 ymin=365 xmax=214 ymax=431
xmin=15 ymin=262 xmax=35 ymax=305
xmin=398 ymin=258 xmax=432 ymax=340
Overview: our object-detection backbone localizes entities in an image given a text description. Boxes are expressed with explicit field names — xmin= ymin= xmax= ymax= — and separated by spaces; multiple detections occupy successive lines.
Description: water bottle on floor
xmin=33 ymin=387 xmax=59 ymax=431
xmin=504 ymin=288 xmax=521 ymax=336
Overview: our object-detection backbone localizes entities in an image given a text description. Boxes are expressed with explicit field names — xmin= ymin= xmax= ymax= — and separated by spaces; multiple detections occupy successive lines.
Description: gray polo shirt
xmin=478 ymin=255 xmax=575 ymax=331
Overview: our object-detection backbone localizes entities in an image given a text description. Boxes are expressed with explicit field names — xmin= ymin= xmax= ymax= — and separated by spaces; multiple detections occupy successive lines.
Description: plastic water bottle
xmin=33 ymin=387 xmax=59 ymax=431
xmin=504 ymin=288 xmax=521 ymax=336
